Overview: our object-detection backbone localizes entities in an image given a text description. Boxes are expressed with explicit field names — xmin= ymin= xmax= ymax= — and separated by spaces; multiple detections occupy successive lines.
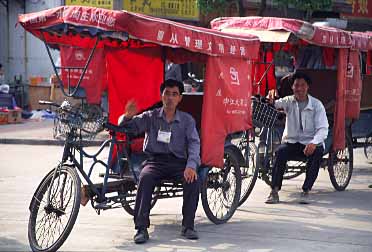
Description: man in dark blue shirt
xmin=119 ymin=79 xmax=201 ymax=244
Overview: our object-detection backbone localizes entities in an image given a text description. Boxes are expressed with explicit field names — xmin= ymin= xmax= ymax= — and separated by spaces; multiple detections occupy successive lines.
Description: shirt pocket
xmin=303 ymin=110 xmax=315 ymax=133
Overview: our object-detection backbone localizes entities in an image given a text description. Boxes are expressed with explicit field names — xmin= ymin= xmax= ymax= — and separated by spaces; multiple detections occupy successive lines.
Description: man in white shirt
xmin=266 ymin=72 xmax=328 ymax=204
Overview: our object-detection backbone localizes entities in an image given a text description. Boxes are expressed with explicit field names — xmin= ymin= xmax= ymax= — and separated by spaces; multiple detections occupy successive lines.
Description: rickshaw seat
xmin=122 ymin=151 xmax=206 ymax=186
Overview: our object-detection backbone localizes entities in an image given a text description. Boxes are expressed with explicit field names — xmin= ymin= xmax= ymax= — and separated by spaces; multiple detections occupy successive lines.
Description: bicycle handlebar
xmin=38 ymin=100 xmax=59 ymax=107
xmin=103 ymin=122 xmax=131 ymax=134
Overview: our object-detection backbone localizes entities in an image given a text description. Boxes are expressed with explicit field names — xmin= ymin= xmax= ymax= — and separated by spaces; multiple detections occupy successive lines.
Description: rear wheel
xmin=120 ymin=183 xmax=159 ymax=216
xmin=364 ymin=133 xmax=372 ymax=163
xmin=238 ymin=142 xmax=259 ymax=206
xmin=28 ymin=165 xmax=81 ymax=252
xmin=328 ymin=135 xmax=353 ymax=191
xmin=201 ymin=148 xmax=241 ymax=224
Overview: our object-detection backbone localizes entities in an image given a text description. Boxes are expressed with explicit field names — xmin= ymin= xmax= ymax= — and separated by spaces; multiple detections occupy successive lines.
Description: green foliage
xmin=274 ymin=0 xmax=332 ymax=12
xmin=197 ymin=0 xmax=234 ymax=15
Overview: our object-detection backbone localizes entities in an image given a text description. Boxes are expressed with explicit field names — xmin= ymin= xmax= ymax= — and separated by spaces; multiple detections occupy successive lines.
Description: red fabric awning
xmin=18 ymin=6 xmax=259 ymax=59
xmin=211 ymin=16 xmax=366 ymax=152
xmin=18 ymin=6 xmax=261 ymax=168
xmin=211 ymin=16 xmax=371 ymax=51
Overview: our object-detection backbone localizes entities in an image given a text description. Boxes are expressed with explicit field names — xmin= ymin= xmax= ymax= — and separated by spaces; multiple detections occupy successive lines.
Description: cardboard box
xmin=0 ymin=111 xmax=8 ymax=125
xmin=7 ymin=110 xmax=22 ymax=123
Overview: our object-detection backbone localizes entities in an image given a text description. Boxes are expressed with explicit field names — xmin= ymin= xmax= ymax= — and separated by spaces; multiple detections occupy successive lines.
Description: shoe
xmin=80 ymin=186 xmax=89 ymax=206
xmin=299 ymin=190 xmax=310 ymax=204
xmin=265 ymin=190 xmax=279 ymax=204
xmin=134 ymin=228 xmax=149 ymax=244
xmin=181 ymin=226 xmax=199 ymax=240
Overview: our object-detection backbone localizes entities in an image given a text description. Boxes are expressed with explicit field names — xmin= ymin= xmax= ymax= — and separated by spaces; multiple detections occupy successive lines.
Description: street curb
xmin=0 ymin=138 xmax=106 ymax=146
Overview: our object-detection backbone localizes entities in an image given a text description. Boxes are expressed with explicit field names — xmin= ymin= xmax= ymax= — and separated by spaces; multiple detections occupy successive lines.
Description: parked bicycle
xmin=28 ymin=100 xmax=242 ymax=251
xmin=240 ymin=97 xmax=353 ymax=207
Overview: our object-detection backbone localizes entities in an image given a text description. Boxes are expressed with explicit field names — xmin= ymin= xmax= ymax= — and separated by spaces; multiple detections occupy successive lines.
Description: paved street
xmin=0 ymin=143 xmax=372 ymax=252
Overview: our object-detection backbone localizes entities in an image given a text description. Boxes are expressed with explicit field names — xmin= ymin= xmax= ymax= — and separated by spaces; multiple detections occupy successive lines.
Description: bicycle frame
xmin=44 ymin=126 xmax=138 ymax=211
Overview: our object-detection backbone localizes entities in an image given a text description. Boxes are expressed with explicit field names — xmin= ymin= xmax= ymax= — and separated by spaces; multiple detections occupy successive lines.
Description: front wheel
xmin=201 ymin=148 xmax=241 ymax=224
xmin=328 ymin=135 xmax=353 ymax=191
xmin=28 ymin=165 xmax=81 ymax=252
xmin=238 ymin=142 xmax=259 ymax=207
xmin=364 ymin=133 xmax=372 ymax=163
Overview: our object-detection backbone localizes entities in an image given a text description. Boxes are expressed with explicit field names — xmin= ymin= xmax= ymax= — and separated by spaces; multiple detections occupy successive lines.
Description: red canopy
xmin=19 ymin=6 xmax=259 ymax=58
xmin=211 ymin=16 xmax=366 ymax=151
xmin=19 ymin=6 xmax=260 ymax=168
xmin=211 ymin=16 xmax=372 ymax=51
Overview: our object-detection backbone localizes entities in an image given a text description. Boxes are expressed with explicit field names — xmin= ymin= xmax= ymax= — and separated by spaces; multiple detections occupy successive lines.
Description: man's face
xmin=292 ymin=78 xmax=309 ymax=100
xmin=161 ymin=86 xmax=182 ymax=111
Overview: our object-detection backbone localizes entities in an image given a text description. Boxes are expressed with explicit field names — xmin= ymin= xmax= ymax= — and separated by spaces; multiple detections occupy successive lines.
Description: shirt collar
xmin=158 ymin=107 xmax=181 ymax=122
xmin=293 ymin=94 xmax=314 ymax=110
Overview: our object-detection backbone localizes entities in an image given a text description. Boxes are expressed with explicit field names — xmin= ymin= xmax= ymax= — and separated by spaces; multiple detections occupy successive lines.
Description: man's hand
xmin=125 ymin=99 xmax=138 ymax=119
xmin=184 ymin=167 xmax=197 ymax=183
xmin=267 ymin=89 xmax=279 ymax=104
xmin=303 ymin=143 xmax=316 ymax=156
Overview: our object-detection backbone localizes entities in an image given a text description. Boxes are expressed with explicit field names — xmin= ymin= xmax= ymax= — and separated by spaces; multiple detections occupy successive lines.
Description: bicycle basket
xmin=53 ymin=107 xmax=104 ymax=140
xmin=252 ymin=98 xmax=279 ymax=128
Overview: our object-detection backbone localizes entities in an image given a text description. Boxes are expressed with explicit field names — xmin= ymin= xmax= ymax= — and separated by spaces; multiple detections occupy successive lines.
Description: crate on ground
xmin=0 ymin=111 xmax=8 ymax=124
xmin=7 ymin=109 xmax=22 ymax=123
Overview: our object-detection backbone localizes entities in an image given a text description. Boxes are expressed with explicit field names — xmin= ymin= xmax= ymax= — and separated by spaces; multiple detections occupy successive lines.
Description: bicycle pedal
xmin=95 ymin=201 xmax=112 ymax=210
xmin=99 ymin=172 xmax=122 ymax=179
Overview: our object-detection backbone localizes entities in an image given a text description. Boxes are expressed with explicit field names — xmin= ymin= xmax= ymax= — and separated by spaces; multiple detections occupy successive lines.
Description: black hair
xmin=291 ymin=72 xmax=312 ymax=86
xmin=0 ymin=64 xmax=2 ymax=69
xmin=160 ymin=79 xmax=184 ymax=95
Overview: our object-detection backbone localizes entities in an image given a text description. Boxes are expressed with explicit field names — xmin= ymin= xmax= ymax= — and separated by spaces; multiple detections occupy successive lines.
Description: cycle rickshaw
xmin=19 ymin=6 xmax=260 ymax=252
xmin=211 ymin=16 xmax=370 ymax=205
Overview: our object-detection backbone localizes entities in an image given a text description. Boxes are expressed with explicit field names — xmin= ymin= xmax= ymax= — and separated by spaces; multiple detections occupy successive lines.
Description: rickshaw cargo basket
xmin=252 ymin=98 xmax=279 ymax=128
xmin=54 ymin=108 xmax=103 ymax=140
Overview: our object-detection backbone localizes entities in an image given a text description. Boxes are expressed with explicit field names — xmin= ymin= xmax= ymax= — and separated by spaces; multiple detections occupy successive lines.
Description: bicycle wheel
xmin=120 ymin=182 xmax=159 ymax=216
xmin=283 ymin=160 xmax=306 ymax=179
xmin=28 ymin=165 xmax=81 ymax=252
xmin=201 ymin=148 xmax=242 ymax=224
xmin=364 ymin=133 xmax=372 ymax=163
xmin=328 ymin=135 xmax=353 ymax=191
xmin=238 ymin=142 xmax=259 ymax=207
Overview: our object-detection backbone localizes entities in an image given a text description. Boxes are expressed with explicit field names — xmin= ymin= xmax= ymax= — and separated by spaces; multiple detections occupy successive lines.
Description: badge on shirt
xmin=157 ymin=129 xmax=171 ymax=143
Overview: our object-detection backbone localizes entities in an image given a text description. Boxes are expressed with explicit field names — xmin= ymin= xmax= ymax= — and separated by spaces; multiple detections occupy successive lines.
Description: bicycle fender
xmin=224 ymin=144 xmax=245 ymax=167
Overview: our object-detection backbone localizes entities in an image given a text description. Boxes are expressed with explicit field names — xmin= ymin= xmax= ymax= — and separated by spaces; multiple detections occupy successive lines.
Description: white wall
xmin=24 ymin=0 xmax=62 ymax=81
xmin=0 ymin=3 xmax=8 ymax=80
xmin=0 ymin=0 xmax=62 ymax=84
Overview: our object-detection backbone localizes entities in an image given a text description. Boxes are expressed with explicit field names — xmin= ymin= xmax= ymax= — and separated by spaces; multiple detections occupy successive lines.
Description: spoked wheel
xmin=238 ymin=142 xmax=259 ymax=207
xmin=28 ymin=165 xmax=81 ymax=252
xmin=201 ymin=148 xmax=242 ymax=224
xmin=328 ymin=136 xmax=353 ymax=191
xmin=283 ymin=160 xmax=306 ymax=180
xmin=120 ymin=182 xmax=160 ymax=216
xmin=364 ymin=133 xmax=372 ymax=163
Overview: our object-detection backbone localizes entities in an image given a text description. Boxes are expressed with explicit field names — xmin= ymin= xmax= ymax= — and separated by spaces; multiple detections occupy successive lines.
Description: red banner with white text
xmin=201 ymin=57 xmax=253 ymax=167
xmin=345 ymin=50 xmax=362 ymax=119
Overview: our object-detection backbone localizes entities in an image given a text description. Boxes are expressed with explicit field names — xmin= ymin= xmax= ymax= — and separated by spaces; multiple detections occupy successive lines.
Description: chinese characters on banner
xmin=123 ymin=0 xmax=199 ymax=20
xmin=60 ymin=46 xmax=107 ymax=104
xmin=201 ymin=57 xmax=253 ymax=168
xmin=345 ymin=50 xmax=362 ymax=119
xmin=65 ymin=0 xmax=113 ymax=10
xmin=342 ymin=0 xmax=372 ymax=18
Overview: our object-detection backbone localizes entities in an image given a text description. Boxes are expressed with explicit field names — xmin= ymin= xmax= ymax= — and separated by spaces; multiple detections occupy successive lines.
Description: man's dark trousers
xmin=134 ymin=154 xmax=199 ymax=230
xmin=271 ymin=142 xmax=324 ymax=191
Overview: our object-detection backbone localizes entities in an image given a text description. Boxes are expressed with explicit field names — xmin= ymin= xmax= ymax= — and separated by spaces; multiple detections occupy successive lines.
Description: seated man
xmin=118 ymin=79 xmax=200 ymax=244
xmin=266 ymin=72 xmax=329 ymax=204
